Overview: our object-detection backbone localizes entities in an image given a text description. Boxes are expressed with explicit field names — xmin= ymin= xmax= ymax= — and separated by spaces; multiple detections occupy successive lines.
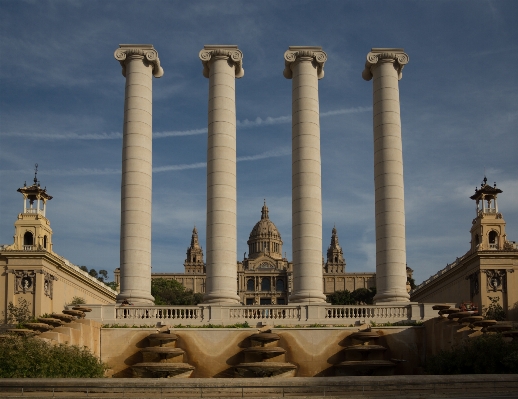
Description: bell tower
xmin=324 ymin=227 xmax=346 ymax=273
xmin=184 ymin=226 xmax=205 ymax=274
xmin=11 ymin=165 xmax=53 ymax=252
xmin=470 ymin=177 xmax=507 ymax=252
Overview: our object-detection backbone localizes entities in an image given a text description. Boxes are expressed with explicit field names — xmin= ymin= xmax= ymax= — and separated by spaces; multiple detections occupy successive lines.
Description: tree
xmin=88 ymin=269 xmax=98 ymax=278
xmin=97 ymin=269 xmax=108 ymax=283
xmin=327 ymin=290 xmax=354 ymax=305
xmin=151 ymin=278 xmax=203 ymax=305
xmin=79 ymin=265 xmax=88 ymax=273
xmin=351 ymin=287 xmax=376 ymax=305
xmin=70 ymin=297 xmax=86 ymax=305
xmin=407 ymin=277 xmax=416 ymax=290
xmin=105 ymin=281 xmax=118 ymax=291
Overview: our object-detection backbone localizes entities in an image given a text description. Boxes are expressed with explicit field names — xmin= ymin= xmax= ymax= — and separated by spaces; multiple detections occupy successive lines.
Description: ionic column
xmin=199 ymin=45 xmax=243 ymax=304
xmin=362 ymin=48 xmax=410 ymax=303
xmin=114 ymin=44 xmax=164 ymax=305
xmin=283 ymin=46 xmax=327 ymax=303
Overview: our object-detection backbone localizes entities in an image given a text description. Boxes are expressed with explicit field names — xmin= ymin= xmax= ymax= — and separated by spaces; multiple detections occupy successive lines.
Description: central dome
xmin=247 ymin=201 xmax=283 ymax=260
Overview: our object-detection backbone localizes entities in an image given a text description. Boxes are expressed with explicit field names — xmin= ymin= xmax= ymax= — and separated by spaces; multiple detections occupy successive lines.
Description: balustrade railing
xmin=325 ymin=305 xmax=409 ymax=321
xmin=116 ymin=306 xmax=203 ymax=321
xmin=229 ymin=306 xmax=300 ymax=320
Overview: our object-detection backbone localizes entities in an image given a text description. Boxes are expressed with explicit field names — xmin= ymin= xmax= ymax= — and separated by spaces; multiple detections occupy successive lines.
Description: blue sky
xmin=1 ymin=0 xmax=517 ymax=286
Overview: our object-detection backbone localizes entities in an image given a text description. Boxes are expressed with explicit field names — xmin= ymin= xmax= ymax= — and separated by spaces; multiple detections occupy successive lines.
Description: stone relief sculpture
xmin=14 ymin=270 xmax=36 ymax=294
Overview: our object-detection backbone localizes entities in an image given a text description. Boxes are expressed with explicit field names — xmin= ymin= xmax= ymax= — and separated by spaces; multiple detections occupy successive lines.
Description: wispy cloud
xmin=0 ymin=148 xmax=292 ymax=176
xmin=1 ymin=107 xmax=371 ymax=141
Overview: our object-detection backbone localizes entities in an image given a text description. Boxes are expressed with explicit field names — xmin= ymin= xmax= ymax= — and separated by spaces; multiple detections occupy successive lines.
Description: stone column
xmin=362 ymin=48 xmax=410 ymax=303
xmin=283 ymin=46 xmax=327 ymax=303
xmin=114 ymin=44 xmax=163 ymax=305
xmin=199 ymin=45 xmax=243 ymax=304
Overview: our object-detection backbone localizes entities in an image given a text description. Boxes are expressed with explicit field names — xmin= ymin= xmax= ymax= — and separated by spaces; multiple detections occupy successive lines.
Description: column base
xmin=289 ymin=291 xmax=327 ymax=304
xmin=117 ymin=291 xmax=155 ymax=305
xmin=202 ymin=291 xmax=240 ymax=304
xmin=374 ymin=290 xmax=410 ymax=304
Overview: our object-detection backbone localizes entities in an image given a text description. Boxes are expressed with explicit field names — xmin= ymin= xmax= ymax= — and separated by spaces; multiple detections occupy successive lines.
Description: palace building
xmin=116 ymin=202 xmax=403 ymax=305
xmin=410 ymin=178 xmax=518 ymax=320
xmin=0 ymin=172 xmax=117 ymax=322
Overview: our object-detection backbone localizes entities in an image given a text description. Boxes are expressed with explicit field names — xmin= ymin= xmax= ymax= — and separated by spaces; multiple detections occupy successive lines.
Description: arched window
xmin=24 ymin=231 xmax=33 ymax=246
xmin=43 ymin=235 xmax=47 ymax=249
xmin=334 ymin=256 xmax=338 ymax=263
xmin=488 ymin=231 xmax=498 ymax=249
xmin=475 ymin=234 xmax=480 ymax=245
xmin=261 ymin=277 xmax=270 ymax=292
xmin=247 ymin=279 xmax=254 ymax=292
xmin=276 ymin=279 xmax=284 ymax=292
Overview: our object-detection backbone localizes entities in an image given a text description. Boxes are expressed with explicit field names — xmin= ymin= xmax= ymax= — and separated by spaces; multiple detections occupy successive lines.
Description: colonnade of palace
xmin=113 ymin=44 xmax=410 ymax=305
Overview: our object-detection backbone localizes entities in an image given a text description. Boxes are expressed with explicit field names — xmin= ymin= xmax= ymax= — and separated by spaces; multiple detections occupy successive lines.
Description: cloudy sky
xmin=1 ymin=0 xmax=517 ymax=286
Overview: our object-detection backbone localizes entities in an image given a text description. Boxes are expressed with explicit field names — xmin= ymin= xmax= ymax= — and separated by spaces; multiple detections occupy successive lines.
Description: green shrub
xmin=0 ymin=335 xmax=106 ymax=378
xmin=3 ymin=299 xmax=32 ymax=326
xmin=483 ymin=296 xmax=506 ymax=321
xmin=425 ymin=333 xmax=518 ymax=374
xmin=69 ymin=296 xmax=86 ymax=306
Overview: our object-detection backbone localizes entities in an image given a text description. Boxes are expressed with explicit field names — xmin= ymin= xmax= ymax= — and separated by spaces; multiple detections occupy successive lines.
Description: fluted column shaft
xmin=363 ymin=48 xmax=410 ymax=303
xmin=199 ymin=45 xmax=243 ymax=304
xmin=114 ymin=44 xmax=163 ymax=305
xmin=284 ymin=47 xmax=327 ymax=303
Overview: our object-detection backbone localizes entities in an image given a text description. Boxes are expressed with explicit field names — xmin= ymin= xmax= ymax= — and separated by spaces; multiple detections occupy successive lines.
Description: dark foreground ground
xmin=0 ymin=375 xmax=517 ymax=399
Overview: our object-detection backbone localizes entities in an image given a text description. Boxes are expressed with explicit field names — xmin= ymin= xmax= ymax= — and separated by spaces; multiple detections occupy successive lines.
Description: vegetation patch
xmin=425 ymin=333 xmax=518 ymax=374
xmin=0 ymin=335 xmax=106 ymax=378
xmin=152 ymin=278 xmax=203 ymax=305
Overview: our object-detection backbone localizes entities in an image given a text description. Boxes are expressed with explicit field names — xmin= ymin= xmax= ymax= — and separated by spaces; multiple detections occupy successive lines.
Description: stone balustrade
xmin=84 ymin=302 xmax=435 ymax=326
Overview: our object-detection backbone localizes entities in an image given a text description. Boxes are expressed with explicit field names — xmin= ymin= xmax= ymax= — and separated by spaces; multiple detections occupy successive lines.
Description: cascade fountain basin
xmin=147 ymin=333 xmax=178 ymax=347
xmin=140 ymin=347 xmax=185 ymax=363
xmin=335 ymin=360 xmax=395 ymax=376
xmin=486 ymin=324 xmax=513 ymax=333
xmin=432 ymin=304 xmax=451 ymax=311
xmin=439 ymin=308 xmax=461 ymax=316
xmin=50 ymin=313 xmax=76 ymax=322
xmin=243 ymin=347 xmax=286 ymax=362
xmin=234 ymin=362 xmax=296 ymax=378
xmin=343 ymin=345 xmax=387 ymax=361
xmin=38 ymin=317 xmax=64 ymax=327
xmin=131 ymin=362 xmax=194 ymax=378
xmin=447 ymin=311 xmax=478 ymax=320
xmin=460 ymin=316 xmax=484 ymax=324
xmin=72 ymin=306 xmax=92 ymax=313
xmin=473 ymin=320 xmax=497 ymax=329
xmin=63 ymin=309 xmax=85 ymax=318
xmin=249 ymin=332 xmax=281 ymax=344
xmin=24 ymin=323 xmax=54 ymax=333
xmin=349 ymin=331 xmax=380 ymax=344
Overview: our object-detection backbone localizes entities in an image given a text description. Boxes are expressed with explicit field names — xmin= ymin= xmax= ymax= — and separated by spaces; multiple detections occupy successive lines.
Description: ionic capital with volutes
xmin=362 ymin=48 xmax=409 ymax=81
xmin=283 ymin=46 xmax=327 ymax=79
xmin=199 ymin=45 xmax=244 ymax=79
xmin=114 ymin=44 xmax=164 ymax=78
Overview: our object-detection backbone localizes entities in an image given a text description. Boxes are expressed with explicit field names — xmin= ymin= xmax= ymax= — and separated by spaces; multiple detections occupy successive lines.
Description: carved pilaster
xmin=283 ymin=46 xmax=327 ymax=79
xmin=199 ymin=45 xmax=244 ymax=78
xmin=114 ymin=44 xmax=164 ymax=78
xmin=362 ymin=48 xmax=409 ymax=81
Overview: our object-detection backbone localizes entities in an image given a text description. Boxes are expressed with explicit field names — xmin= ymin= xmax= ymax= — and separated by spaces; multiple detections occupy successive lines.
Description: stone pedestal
xmin=362 ymin=48 xmax=410 ymax=303
xmin=199 ymin=45 xmax=244 ymax=304
xmin=114 ymin=44 xmax=164 ymax=305
xmin=283 ymin=46 xmax=327 ymax=303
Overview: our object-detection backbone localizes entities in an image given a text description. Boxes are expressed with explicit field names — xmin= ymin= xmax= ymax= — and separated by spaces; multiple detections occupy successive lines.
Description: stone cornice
xmin=283 ymin=46 xmax=327 ymax=79
xmin=114 ymin=44 xmax=164 ymax=78
xmin=362 ymin=48 xmax=409 ymax=81
xmin=199 ymin=45 xmax=244 ymax=79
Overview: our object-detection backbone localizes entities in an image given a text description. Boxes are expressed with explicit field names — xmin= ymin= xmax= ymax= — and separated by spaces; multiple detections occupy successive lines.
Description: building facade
xmin=119 ymin=202 xmax=383 ymax=305
xmin=1 ymin=173 xmax=117 ymax=323
xmin=410 ymin=178 xmax=518 ymax=320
